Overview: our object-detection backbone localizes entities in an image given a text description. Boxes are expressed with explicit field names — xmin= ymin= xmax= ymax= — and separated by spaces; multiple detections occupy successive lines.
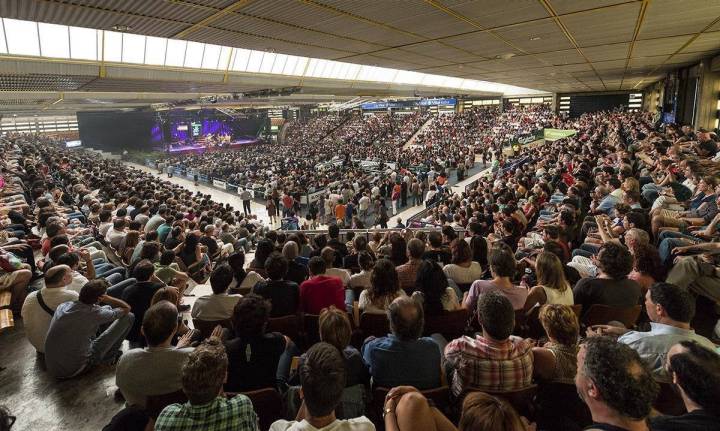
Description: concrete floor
xmin=0 ymin=319 xmax=124 ymax=431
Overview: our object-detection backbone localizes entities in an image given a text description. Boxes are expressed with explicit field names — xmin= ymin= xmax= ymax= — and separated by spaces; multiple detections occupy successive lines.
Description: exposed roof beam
xmin=172 ymin=0 xmax=255 ymax=39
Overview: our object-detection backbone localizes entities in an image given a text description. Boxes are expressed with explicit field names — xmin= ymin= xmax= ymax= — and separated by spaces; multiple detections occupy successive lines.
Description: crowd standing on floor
xmin=1 ymin=107 xmax=720 ymax=431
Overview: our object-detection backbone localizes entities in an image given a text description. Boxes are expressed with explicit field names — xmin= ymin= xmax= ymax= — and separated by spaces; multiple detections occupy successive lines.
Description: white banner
xmin=301 ymin=189 xmax=327 ymax=205
xmin=213 ymin=179 xmax=226 ymax=188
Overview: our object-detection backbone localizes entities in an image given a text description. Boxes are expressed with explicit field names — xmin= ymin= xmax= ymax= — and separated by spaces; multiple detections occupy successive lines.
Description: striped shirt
xmin=444 ymin=335 xmax=534 ymax=398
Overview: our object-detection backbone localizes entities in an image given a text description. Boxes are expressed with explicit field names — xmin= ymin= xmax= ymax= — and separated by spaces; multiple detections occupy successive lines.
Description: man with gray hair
xmin=361 ymin=296 xmax=441 ymax=389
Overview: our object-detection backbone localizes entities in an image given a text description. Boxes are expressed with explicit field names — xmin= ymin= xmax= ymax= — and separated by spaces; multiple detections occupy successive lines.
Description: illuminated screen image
xmin=176 ymin=124 xmax=188 ymax=131
xmin=65 ymin=140 xmax=82 ymax=148
xmin=191 ymin=122 xmax=201 ymax=137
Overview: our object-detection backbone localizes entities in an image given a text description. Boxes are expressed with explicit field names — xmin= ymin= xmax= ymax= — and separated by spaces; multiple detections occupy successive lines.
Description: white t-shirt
xmin=67 ymin=270 xmax=89 ymax=294
xmin=21 ymin=287 xmax=79 ymax=353
xmin=326 ymin=268 xmax=351 ymax=287
xmin=270 ymin=417 xmax=375 ymax=431
xmin=191 ymin=293 xmax=242 ymax=321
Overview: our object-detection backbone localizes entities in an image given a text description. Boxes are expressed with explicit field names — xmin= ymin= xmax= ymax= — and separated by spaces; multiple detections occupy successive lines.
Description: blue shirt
xmin=595 ymin=193 xmax=620 ymax=215
xmin=618 ymin=322 xmax=716 ymax=378
xmin=44 ymin=301 xmax=124 ymax=378
xmin=361 ymin=334 xmax=441 ymax=389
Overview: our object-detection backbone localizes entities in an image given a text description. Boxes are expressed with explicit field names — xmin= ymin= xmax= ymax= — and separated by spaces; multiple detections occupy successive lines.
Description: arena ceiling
xmin=0 ymin=0 xmax=719 ymax=113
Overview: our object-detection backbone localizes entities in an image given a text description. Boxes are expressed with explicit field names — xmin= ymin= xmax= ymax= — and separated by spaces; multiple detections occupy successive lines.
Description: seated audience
xmin=155 ymin=338 xmax=258 ymax=431
xmin=396 ymin=238 xmax=425 ymax=294
xmin=532 ymin=304 xmax=579 ymax=383
xmin=191 ymin=264 xmax=240 ymax=322
xmin=222 ymin=294 xmax=295 ymax=392
xmin=445 ymin=292 xmax=533 ymax=397
xmin=270 ymin=342 xmax=374 ymax=431
xmin=299 ymin=257 xmax=345 ymax=314
xmin=362 ymin=297 xmax=442 ymax=390
xmin=524 ymin=252 xmax=574 ymax=309
xmin=21 ymin=265 xmax=78 ymax=353
xmin=253 ymin=253 xmax=300 ymax=317
xmin=575 ymin=337 xmax=658 ymax=431
xmin=573 ymin=242 xmax=643 ymax=313
xmin=465 ymin=245 xmax=528 ymax=312
xmin=358 ymin=258 xmax=407 ymax=314
xmin=443 ymin=239 xmax=483 ymax=287
xmin=44 ymin=279 xmax=134 ymax=379
xmin=650 ymin=340 xmax=720 ymax=430
xmin=588 ymin=282 xmax=715 ymax=377
xmin=412 ymin=260 xmax=460 ymax=314
xmin=115 ymin=301 xmax=194 ymax=407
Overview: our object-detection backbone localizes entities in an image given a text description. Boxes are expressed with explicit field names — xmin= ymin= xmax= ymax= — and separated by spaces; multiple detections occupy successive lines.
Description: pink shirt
xmin=465 ymin=280 xmax=529 ymax=312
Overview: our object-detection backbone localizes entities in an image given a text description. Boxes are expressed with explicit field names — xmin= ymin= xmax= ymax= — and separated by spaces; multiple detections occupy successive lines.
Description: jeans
xmin=107 ymin=278 xmax=137 ymax=299
xmin=87 ymin=313 xmax=134 ymax=368
xmin=658 ymin=231 xmax=701 ymax=266
xmin=642 ymin=183 xmax=663 ymax=203
xmin=95 ymin=264 xmax=126 ymax=279
xmin=345 ymin=289 xmax=355 ymax=313
xmin=277 ymin=340 xmax=301 ymax=387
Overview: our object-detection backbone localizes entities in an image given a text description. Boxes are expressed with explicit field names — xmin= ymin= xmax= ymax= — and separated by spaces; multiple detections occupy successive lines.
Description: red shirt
xmin=299 ymin=275 xmax=345 ymax=315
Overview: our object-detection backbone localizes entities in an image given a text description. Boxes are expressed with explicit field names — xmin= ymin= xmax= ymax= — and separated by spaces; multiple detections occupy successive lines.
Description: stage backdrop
xmin=78 ymin=111 xmax=156 ymax=152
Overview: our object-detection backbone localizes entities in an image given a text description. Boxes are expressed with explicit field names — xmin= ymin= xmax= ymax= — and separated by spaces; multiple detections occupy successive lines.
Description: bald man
xmin=361 ymin=297 xmax=441 ymax=389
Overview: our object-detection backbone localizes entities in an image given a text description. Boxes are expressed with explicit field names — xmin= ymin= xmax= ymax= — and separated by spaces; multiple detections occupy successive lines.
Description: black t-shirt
xmin=423 ymin=249 xmax=452 ymax=266
xmin=650 ymin=410 xmax=720 ymax=431
xmin=199 ymin=235 xmax=219 ymax=256
xmin=224 ymin=332 xmax=286 ymax=392
xmin=573 ymin=277 xmax=643 ymax=314
xmin=252 ymin=280 xmax=300 ymax=317
xmin=286 ymin=261 xmax=309 ymax=285
xmin=121 ymin=281 xmax=164 ymax=342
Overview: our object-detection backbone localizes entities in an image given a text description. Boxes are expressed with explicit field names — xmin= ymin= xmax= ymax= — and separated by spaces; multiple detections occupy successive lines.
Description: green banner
xmin=544 ymin=128 xmax=577 ymax=141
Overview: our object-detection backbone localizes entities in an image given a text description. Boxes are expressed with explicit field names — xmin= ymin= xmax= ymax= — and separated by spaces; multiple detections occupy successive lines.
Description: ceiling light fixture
xmin=111 ymin=24 xmax=132 ymax=32
xmin=530 ymin=36 xmax=541 ymax=41
xmin=495 ymin=53 xmax=516 ymax=60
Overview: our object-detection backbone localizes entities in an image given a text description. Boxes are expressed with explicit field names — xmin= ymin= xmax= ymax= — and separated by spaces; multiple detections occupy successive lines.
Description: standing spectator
xmin=44 ymin=279 xmax=134 ymax=379
xmin=240 ymin=188 xmax=252 ymax=216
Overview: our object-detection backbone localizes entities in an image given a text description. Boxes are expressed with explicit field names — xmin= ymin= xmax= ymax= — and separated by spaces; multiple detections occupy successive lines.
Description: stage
xmin=167 ymin=136 xmax=263 ymax=153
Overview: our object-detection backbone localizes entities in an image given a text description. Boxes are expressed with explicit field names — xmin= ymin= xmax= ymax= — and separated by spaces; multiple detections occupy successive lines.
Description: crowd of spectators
xmin=2 ymin=106 xmax=720 ymax=431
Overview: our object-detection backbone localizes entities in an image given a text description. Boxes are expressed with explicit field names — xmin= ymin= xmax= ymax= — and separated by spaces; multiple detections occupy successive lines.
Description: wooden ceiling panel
xmin=639 ymin=0 xmax=720 ymax=39
xmin=582 ymin=43 xmax=630 ymax=62
xmin=550 ymin=0 xmax=639 ymax=15
xmin=447 ymin=0 xmax=549 ymax=28
xmin=492 ymin=19 xmax=575 ymax=53
xmin=562 ymin=2 xmax=640 ymax=46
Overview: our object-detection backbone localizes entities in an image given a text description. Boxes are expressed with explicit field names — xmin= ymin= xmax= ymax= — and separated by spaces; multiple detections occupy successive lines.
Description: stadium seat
xmin=192 ymin=318 xmax=232 ymax=339
xmin=581 ymin=304 xmax=642 ymax=329
xmin=228 ymin=388 xmax=284 ymax=431
xmin=267 ymin=314 xmax=301 ymax=342
xmin=359 ymin=312 xmax=390 ymax=338
xmin=423 ymin=309 xmax=470 ymax=341
xmin=145 ymin=390 xmax=187 ymax=419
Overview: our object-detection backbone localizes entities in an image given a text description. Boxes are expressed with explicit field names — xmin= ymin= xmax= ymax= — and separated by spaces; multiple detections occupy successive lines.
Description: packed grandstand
xmin=2 ymin=103 xmax=720 ymax=431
